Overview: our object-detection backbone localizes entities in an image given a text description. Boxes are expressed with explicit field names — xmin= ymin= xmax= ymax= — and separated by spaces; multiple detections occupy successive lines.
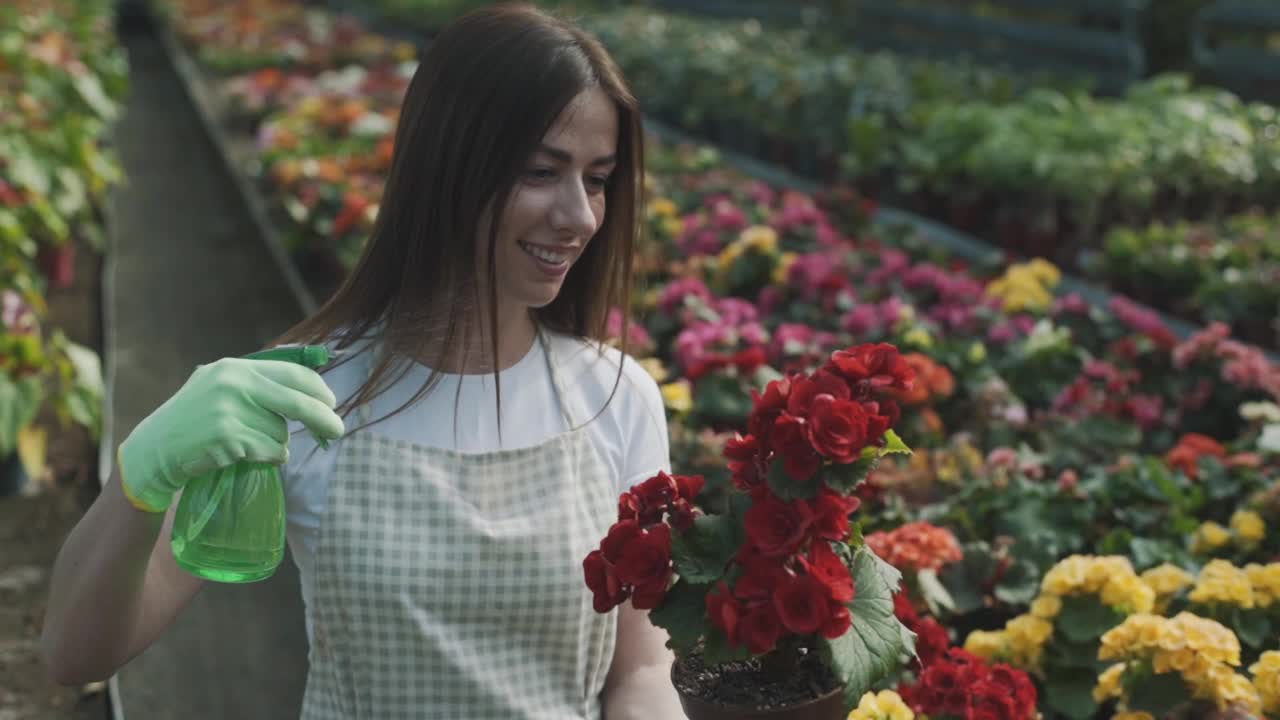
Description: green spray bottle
xmin=170 ymin=344 xmax=339 ymax=583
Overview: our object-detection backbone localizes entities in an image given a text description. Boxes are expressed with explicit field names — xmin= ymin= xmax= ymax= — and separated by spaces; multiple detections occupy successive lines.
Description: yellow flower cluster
xmin=1189 ymin=560 xmax=1255 ymax=609
xmin=1041 ymin=555 xmax=1156 ymax=614
xmin=984 ymin=258 xmax=1061 ymax=313
xmin=1191 ymin=521 xmax=1233 ymax=554
xmin=1097 ymin=613 xmax=1260 ymax=714
xmin=715 ymin=225 xmax=779 ymax=281
xmin=1250 ymin=651 xmax=1280 ymax=715
xmin=1246 ymin=563 xmax=1280 ymax=607
xmin=847 ymin=690 xmax=914 ymax=720
xmin=647 ymin=197 xmax=683 ymax=238
xmin=964 ymin=609 xmax=1055 ymax=669
xmin=1140 ymin=563 xmax=1194 ymax=613
xmin=660 ymin=379 xmax=692 ymax=414
xmin=1231 ymin=510 xmax=1267 ymax=545
xmin=773 ymin=252 xmax=797 ymax=286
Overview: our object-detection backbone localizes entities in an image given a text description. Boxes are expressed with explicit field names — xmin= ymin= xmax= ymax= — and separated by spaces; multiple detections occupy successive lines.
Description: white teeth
xmin=521 ymin=242 xmax=569 ymax=264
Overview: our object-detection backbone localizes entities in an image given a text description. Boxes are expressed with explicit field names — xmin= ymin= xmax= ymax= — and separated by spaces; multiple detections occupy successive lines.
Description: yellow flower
xmin=967 ymin=341 xmax=988 ymax=363
xmin=739 ymin=225 xmax=778 ymax=253
xmin=1030 ymin=594 xmax=1062 ymax=619
xmin=1249 ymin=650 xmax=1280 ymax=714
xmin=1214 ymin=672 xmax=1263 ymax=714
xmin=661 ymin=216 xmax=683 ymax=238
xmin=847 ymin=689 xmax=914 ymax=720
xmin=773 ymin=252 xmax=797 ymax=286
xmin=649 ymin=197 xmax=678 ymax=219
xmin=660 ymin=380 xmax=692 ymax=414
xmin=902 ymin=326 xmax=933 ymax=350
xmin=1193 ymin=522 xmax=1233 ymax=553
xmin=1026 ymin=258 xmax=1062 ymax=286
xmin=716 ymin=242 xmax=744 ymax=273
xmin=1245 ymin=563 xmax=1280 ymax=608
xmin=638 ymin=357 xmax=668 ymax=384
xmin=964 ymin=630 xmax=1007 ymax=662
xmin=1102 ymin=574 xmax=1156 ymax=614
xmin=1111 ymin=712 xmax=1154 ymax=720
xmin=1189 ymin=560 xmax=1255 ymax=609
xmin=1230 ymin=510 xmax=1266 ymax=545
xmin=1141 ymin=563 xmax=1195 ymax=597
xmin=1094 ymin=663 xmax=1126 ymax=703
xmin=1173 ymin=612 xmax=1241 ymax=667
xmin=1042 ymin=555 xmax=1092 ymax=596
xmin=1003 ymin=614 xmax=1053 ymax=668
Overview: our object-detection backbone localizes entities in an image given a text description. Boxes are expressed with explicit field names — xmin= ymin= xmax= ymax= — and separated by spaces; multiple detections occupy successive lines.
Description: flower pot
xmin=671 ymin=651 xmax=847 ymax=720
xmin=0 ymin=450 xmax=29 ymax=497
xmin=36 ymin=242 xmax=77 ymax=290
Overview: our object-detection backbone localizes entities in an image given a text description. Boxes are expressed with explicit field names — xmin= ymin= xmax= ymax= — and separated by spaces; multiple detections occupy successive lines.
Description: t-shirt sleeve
xmin=618 ymin=354 xmax=671 ymax=497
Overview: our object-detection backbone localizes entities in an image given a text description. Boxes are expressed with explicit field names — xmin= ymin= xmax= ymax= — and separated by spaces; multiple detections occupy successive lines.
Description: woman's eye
xmin=586 ymin=176 xmax=609 ymax=193
xmin=525 ymin=168 xmax=556 ymax=181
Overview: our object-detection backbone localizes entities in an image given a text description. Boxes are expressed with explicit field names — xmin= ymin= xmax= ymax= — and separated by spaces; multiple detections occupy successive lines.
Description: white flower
xmin=1241 ymin=401 xmax=1280 ymax=424
xmin=1260 ymin=424 xmax=1280 ymax=455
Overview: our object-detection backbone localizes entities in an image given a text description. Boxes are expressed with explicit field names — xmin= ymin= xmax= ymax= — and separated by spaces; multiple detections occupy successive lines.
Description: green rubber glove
xmin=117 ymin=357 xmax=346 ymax=513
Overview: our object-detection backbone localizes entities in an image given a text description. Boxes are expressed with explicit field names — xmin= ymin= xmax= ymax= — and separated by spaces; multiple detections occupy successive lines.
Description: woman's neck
xmin=406 ymin=305 xmax=538 ymax=375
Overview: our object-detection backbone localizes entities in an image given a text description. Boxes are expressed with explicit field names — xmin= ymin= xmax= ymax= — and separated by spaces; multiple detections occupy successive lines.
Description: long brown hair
xmin=265 ymin=2 xmax=644 ymax=443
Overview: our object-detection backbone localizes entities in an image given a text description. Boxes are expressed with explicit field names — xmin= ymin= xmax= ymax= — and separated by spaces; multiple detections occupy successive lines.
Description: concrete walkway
xmin=104 ymin=9 xmax=310 ymax=719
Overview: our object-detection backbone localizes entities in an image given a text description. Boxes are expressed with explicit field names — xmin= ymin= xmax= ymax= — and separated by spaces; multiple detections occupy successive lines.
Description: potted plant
xmin=583 ymin=343 xmax=919 ymax=718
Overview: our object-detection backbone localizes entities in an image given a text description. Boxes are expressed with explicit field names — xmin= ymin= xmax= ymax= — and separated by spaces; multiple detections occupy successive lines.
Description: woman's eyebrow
xmin=536 ymin=143 xmax=617 ymax=167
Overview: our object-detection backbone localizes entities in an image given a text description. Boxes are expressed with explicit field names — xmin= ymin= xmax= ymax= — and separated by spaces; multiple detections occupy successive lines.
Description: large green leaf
xmin=1056 ymin=595 xmax=1125 ymax=644
xmin=1127 ymin=670 xmax=1191 ymax=717
xmin=649 ymin=580 xmax=712 ymax=657
xmin=1043 ymin=667 xmax=1101 ymax=720
xmin=671 ymin=514 xmax=738 ymax=584
xmin=822 ymin=547 xmax=913 ymax=712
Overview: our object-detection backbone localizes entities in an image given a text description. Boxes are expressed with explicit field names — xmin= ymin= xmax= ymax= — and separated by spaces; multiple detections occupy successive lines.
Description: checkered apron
xmin=299 ymin=327 xmax=619 ymax=719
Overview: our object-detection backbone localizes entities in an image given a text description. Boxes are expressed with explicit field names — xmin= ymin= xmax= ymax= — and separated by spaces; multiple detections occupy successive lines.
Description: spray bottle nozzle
xmin=243 ymin=344 xmax=341 ymax=450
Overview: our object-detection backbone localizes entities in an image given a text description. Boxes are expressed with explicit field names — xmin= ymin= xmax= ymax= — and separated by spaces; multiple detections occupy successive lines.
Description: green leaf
xmin=0 ymin=373 xmax=45 ymax=457
xmin=1056 ymin=595 xmax=1125 ymax=644
xmin=72 ymin=72 xmax=118 ymax=122
xmin=1127 ymin=670 xmax=1192 ymax=716
xmin=702 ymin=626 xmax=754 ymax=666
xmin=1232 ymin=607 xmax=1271 ymax=649
xmin=916 ymin=568 xmax=955 ymax=616
xmin=691 ymin=373 xmax=753 ymax=424
xmin=671 ymin=514 xmax=738 ymax=584
xmin=649 ymin=580 xmax=712 ymax=657
xmin=822 ymin=547 xmax=912 ymax=712
xmin=1043 ymin=668 xmax=1100 ymax=720
xmin=765 ymin=455 xmax=822 ymax=501
xmin=823 ymin=455 xmax=877 ymax=495
xmin=879 ymin=429 xmax=911 ymax=456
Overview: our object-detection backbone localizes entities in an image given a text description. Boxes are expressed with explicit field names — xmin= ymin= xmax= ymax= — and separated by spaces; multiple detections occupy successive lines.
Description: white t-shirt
xmin=279 ymin=327 xmax=671 ymax=647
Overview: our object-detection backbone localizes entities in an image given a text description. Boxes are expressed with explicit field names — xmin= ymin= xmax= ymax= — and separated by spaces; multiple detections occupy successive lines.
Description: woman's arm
xmin=601 ymin=603 xmax=686 ymax=720
xmin=40 ymin=468 xmax=205 ymax=685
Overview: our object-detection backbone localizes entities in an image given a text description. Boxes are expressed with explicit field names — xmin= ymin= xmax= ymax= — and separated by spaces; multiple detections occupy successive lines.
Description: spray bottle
xmin=170 ymin=344 xmax=341 ymax=583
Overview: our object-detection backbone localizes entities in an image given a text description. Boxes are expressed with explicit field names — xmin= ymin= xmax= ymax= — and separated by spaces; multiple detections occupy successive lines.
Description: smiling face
xmin=480 ymin=85 xmax=620 ymax=317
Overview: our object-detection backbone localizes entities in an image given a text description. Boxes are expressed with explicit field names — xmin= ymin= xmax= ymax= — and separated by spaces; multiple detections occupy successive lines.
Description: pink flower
xmin=841 ymin=305 xmax=879 ymax=337
xmin=658 ymin=277 xmax=711 ymax=315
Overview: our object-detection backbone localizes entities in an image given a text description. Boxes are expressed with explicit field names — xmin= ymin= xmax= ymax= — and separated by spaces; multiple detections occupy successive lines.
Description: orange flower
xmin=1164 ymin=433 xmax=1227 ymax=479
xmin=893 ymin=353 xmax=955 ymax=406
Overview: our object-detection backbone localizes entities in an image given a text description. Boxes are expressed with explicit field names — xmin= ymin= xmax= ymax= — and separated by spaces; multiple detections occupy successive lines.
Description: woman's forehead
xmin=540 ymin=87 xmax=619 ymax=160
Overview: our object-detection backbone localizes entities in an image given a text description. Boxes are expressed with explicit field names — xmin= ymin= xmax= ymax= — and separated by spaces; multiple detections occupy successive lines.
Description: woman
xmin=40 ymin=4 xmax=684 ymax=717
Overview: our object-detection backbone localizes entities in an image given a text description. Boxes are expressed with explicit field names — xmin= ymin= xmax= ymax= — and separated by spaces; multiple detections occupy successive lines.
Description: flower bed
xmin=156 ymin=1 xmax=1280 ymax=715
xmin=1083 ymin=210 xmax=1280 ymax=348
xmin=0 ymin=0 xmax=119 ymax=486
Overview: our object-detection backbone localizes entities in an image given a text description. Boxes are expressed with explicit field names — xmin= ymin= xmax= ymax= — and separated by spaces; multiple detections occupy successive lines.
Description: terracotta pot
xmin=36 ymin=242 xmax=77 ymax=290
xmin=671 ymin=665 xmax=847 ymax=720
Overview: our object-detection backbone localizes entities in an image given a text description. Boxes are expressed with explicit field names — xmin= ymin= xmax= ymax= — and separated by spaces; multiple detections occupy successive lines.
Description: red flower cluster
xmin=898 ymin=648 xmax=1038 ymax=720
xmin=865 ymin=521 xmax=963 ymax=573
xmin=584 ymin=471 xmax=705 ymax=613
xmin=893 ymin=592 xmax=950 ymax=669
xmin=585 ymin=343 xmax=914 ymax=659
xmin=700 ymin=344 xmax=914 ymax=654
xmin=731 ymin=343 xmax=914 ymax=488
xmin=686 ymin=346 xmax=768 ymax=383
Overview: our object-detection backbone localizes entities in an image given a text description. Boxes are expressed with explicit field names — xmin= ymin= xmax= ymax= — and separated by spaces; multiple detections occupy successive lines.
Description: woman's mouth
xmin=520 ymin=240 xmax=572 ymax=277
